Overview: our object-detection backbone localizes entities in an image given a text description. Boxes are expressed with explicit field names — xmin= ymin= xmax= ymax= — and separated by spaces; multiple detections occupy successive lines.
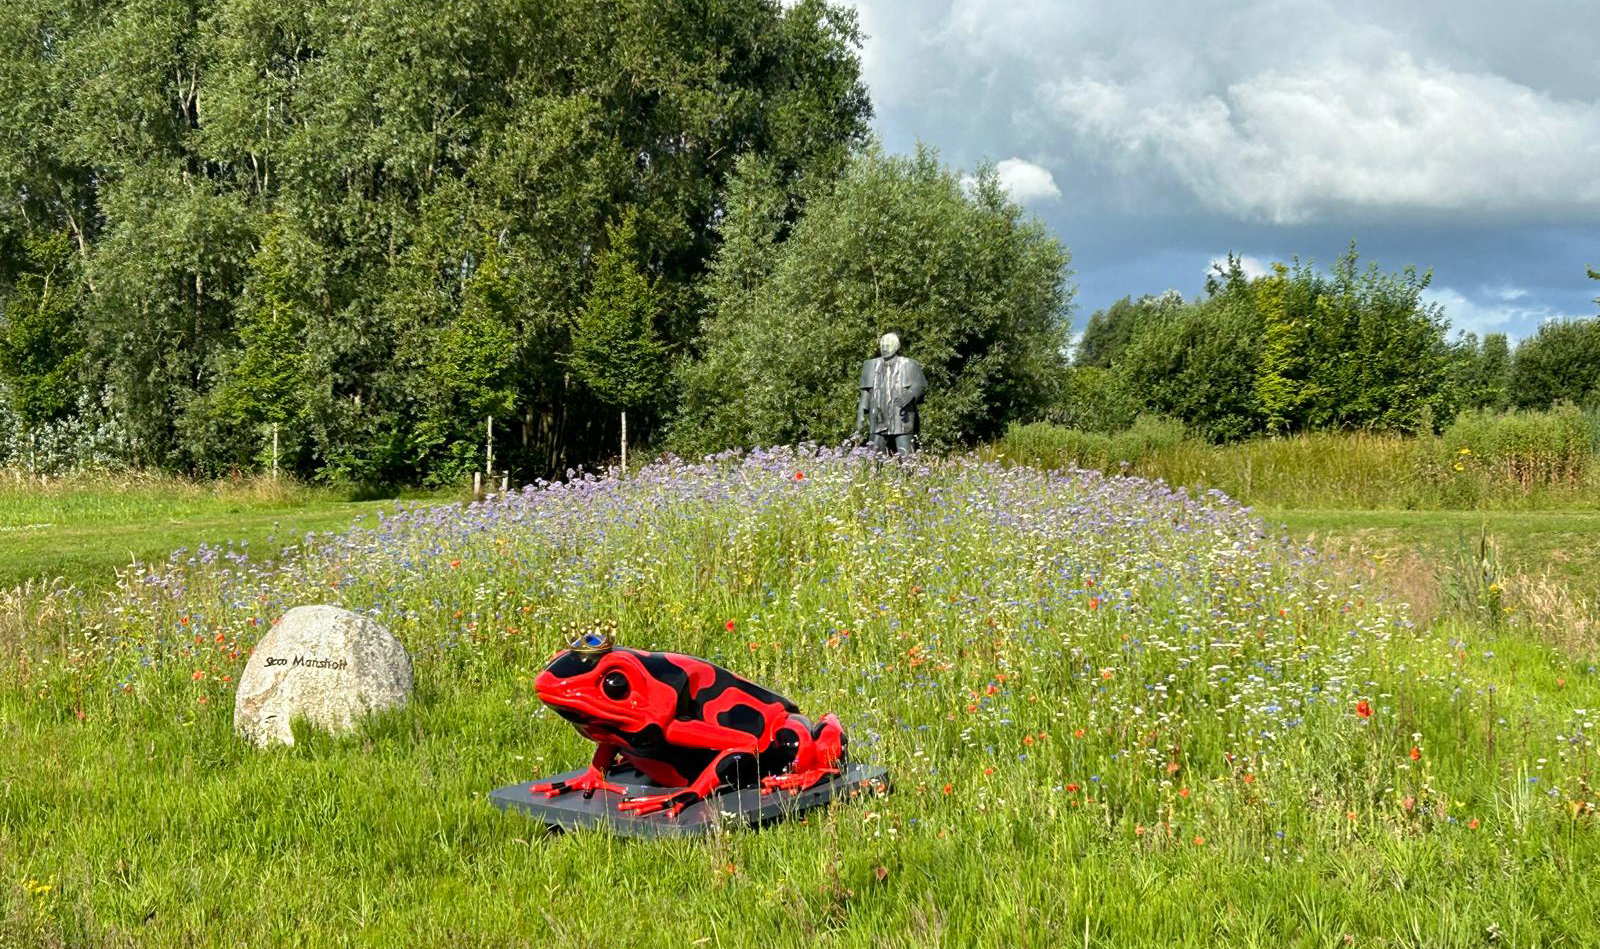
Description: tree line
xmin=1 ymin=0 xmax=1596 ymax=483
xmin=0 ymin=0 xmax=877 ymax=481
xmin=1064 ymin=258 xmax=1600 ymax=441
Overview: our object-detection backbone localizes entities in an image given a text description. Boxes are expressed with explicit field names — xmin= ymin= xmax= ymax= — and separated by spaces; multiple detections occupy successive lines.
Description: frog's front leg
xmin=616 ymin=717 xmax=769 ymax=817
xmin=530 ymin=742 xmax=629 ymax=799
xmin=616 ymin=748 xmax=756 ymax=817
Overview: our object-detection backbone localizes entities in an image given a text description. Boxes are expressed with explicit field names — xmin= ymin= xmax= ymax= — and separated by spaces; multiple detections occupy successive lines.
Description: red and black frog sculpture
xmin=532 ymin=627 xmax=847 ymax=817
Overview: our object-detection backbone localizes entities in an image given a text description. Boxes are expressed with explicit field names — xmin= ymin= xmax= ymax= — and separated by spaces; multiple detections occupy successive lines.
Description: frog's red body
xmin=532 ymin=642 xmax=847 ymax=817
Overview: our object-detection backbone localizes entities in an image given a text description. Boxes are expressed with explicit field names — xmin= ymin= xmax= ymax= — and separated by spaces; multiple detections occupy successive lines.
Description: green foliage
xmin=1251 ymin=261 xmax=1313 ymax=435
xmin=1114 ymin=273 xmax=1264 ymax=442
xmin=0 ymin=231 xmax=84 ymax=429
xmin=672 ymin=146 xmax=1072 ymax=453
xmin=1509 ymin=318 xmax=1600 ymax=410
xmin=568 ymin=213 xmax=668 ymax=414
xmin=1242 ymin=248 xmax=1450 ymax=434
xmin=1457 ymin=333 xmax=1512 ymax=412
xmin=1301 ymin=248 xmax=1450 ymax=433
xmin=175 ymin=225 xmax=319 ymax=473
xmin=0 ymin=0 xmax=872 ymax=480
xmin=1074 ymin=291 xmax=1183 ymax=369
xmin=1109 ymin=248 xmax=1453 ymax=441
xmin=1046 ymin=365 xmax=1141 ymax=433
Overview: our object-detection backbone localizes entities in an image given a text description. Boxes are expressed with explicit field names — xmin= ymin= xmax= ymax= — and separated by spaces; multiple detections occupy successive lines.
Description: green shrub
xmin=1046 ymin=365 xmax=1141 ymax=433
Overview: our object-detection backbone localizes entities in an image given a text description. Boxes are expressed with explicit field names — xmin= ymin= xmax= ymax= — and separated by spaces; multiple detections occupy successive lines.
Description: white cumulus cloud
xmin=845 ymin=0 xmax=1600 ymax=225
xmin=994 ymin=158 xmax=1061 ymax=203
xmin=1423 ymin=286 xmax=1586 ymax=340
xmin=1048 ymin=52 xmax=1600 ymax=224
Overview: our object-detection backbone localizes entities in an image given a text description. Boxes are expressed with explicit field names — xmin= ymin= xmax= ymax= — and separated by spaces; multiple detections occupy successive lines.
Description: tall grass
xmin=994 ymin=407 xmax=1600 ymax=510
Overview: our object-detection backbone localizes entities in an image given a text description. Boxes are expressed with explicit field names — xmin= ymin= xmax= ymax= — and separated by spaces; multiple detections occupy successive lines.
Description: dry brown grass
xmin=1310 ymin=534 xmax=1443 ymax=629
xmin=1314 ymin=532 xmax=1600 ymax=660
xmin=1505 ymin=573 xmax=1600 ymax=657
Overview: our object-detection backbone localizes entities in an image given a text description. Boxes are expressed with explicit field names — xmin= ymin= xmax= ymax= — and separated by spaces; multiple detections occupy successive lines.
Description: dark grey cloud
xmin=843 ymin=0 xmax=1600 ymax=338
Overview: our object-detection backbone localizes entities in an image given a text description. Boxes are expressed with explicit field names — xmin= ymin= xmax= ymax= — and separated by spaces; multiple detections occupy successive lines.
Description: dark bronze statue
xmin=853 ymin=332 xmax=926 ymax=454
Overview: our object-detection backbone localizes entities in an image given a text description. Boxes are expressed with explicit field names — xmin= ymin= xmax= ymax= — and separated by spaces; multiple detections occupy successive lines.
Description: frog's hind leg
xmin=761 ymin=714 xmax=846 ymax=794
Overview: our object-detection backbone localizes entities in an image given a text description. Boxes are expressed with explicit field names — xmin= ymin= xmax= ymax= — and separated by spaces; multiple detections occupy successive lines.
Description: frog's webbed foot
xmin=616 ymin=789 xmax=702 ymax=818
xmin=531 ymin=766 xmax=628 ymax=800
xmin=760 ymin=767 xmax=841 ymax=795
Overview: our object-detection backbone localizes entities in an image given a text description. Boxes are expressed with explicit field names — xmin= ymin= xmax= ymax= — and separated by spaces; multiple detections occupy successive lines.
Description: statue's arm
xmin=904 ymin=361 xmax=927 ymax=403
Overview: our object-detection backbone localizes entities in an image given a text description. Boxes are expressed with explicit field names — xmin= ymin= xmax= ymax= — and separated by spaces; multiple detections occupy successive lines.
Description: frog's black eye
xmin=602 ymin=670 xmax=630 ymax=701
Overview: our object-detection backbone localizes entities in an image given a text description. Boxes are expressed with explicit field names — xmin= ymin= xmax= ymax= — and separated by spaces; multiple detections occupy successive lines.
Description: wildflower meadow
xmin=4 ymin=448 xmax=1598 ymax=946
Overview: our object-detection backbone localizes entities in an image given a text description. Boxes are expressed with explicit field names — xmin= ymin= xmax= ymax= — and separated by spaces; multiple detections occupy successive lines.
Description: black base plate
xmin=489 ymin=763 xmax=890 ymax=838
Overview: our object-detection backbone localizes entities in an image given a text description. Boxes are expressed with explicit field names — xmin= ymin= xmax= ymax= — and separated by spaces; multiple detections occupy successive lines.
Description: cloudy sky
xmin=839 ymin=0 xmax=1600 ymax=339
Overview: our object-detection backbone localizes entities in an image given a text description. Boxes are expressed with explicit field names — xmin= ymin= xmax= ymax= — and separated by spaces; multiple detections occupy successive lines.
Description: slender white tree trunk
xmin=621 ymin=410 xmax=628 ymax=473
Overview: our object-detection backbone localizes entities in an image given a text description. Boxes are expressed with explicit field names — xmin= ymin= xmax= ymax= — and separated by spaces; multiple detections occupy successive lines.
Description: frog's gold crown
xmin=562 ymin=619 xmax=617 ymax=655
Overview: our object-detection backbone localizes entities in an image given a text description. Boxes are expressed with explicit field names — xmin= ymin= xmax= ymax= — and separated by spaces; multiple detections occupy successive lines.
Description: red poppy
xmin=1089 ymin=597 xmax=1101 ymax=610
xmin=1066 ymin=783 xmax=1080 ymax=793
xmin=1356 ymin=700 xmax=1373 ymax=718
xmin=794 ymin=471 xmax=805 ymax=480
xmin=725 ymin=619 xmax=735 ymax=632
xmin=1409 ymin=746 xmax=1421 ymax=760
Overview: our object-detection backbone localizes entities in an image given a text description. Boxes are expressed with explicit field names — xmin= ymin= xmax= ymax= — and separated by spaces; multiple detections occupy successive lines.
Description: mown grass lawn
xmin=1263 ymin=508 xmax=1600 ymax=600
xmin=0 ymin=475 xmax=444 ymax=591
xmin=4 ymin=455 xmax=1598 ymax=947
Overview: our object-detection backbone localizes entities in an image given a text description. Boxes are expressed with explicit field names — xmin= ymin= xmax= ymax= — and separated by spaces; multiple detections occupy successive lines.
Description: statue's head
xmin=878 ymin=333 xmax=901 ymax=359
